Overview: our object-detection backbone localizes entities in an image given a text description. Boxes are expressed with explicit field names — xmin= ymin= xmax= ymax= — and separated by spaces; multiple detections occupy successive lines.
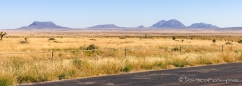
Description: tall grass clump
xmin=0 ymin=78 xmax=11 ymax=86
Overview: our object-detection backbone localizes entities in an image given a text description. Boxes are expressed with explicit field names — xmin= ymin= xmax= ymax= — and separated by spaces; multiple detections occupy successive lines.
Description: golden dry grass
xmin=0 ymin=31 xmax=242 ymax=85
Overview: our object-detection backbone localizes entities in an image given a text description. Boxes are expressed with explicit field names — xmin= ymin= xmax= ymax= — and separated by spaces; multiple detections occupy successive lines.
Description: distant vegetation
xmin=48 ymin=37 xmax=55 ymax=40
xmin=212 ymin=39 xmax=216 ymax=43
xmin=225 ymin=42 xmax=233 ymax=45
xmin=238 ymin=40 xmax=242 ymax=44
xmin=172 ymin=36 xmax=176 ymax=40
xmin=0 ymin=32 xmax=7 ymax=40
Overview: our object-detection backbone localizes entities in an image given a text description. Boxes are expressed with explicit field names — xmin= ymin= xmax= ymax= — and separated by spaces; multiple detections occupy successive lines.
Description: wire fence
xmin=0 ymin=45 xmax=228 ymax=59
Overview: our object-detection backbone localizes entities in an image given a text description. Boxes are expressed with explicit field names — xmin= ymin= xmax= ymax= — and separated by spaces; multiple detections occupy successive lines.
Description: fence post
xmin=51 ymin=51 xmax=54 ymax=59
xmin=51 ymin=50 xmax=54 ymax=65
xmin=222 ymin=45 xmax=223 ymax=52
xmin=124 ymin=48 xmax=127 ymax=59
xmin=180 ymin=46 xmax=182 ymax=55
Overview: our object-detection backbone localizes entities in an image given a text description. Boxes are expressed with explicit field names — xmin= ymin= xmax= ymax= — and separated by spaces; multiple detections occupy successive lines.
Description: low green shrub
xmin=121 ymin=66 xmax=132 ymax=72
xmin=17 ymin=75 xmax=37 ymax=84
xmin=58 ymin=73 xmax=66 ymax=80
xmin=79 ymin=46 xmax=86 ymax=50
xmin=225 ymin=42 xmax=233 ymax=45
xmin=48 ymin=38 xmax=55 ymax=40
xmin=0 ymin=78 xmax=10 ymax=86
xmin=119 ymin=36 xmax=126 ymax=39
xmin=172 ymin=36 xmax=176 ymax=40
xmin=73 ymin=59 xmax=83 ymax=69
xmin=172 ymin=47 xmax=179 ymax=51
xmin=238 ymin=40 xmax=242 ymax=43
xmin=86 ymin=44 xmax=99 ymax=50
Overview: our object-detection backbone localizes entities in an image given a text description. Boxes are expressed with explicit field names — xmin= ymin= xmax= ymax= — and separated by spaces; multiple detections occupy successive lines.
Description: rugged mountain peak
xmin=151 ymin=19 xmax=185 ymax=28
xmin=161 ymin=19 xmax=186 ymax=28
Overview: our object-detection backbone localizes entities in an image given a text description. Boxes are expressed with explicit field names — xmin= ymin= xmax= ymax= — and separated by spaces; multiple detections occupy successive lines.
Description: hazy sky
xmin=0 ymin=0 xmax=242 ymax=29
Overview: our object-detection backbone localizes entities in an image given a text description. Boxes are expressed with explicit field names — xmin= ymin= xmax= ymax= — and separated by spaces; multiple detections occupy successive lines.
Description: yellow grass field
xmin=1 ymin=30 xmax=242 ymax=85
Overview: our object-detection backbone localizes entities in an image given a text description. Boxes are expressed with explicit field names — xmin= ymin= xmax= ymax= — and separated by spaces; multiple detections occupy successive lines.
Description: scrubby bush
xmin=24 ymin=38 xmax=28 ymax=42
xmin=185 ymin=49 xmax=191 ymax=53
xmin=121 ymin=65 xmax=132 ymax=72
xmin=73 ymin=59 xmax=83 ymax=69
xmin=172 ymin=47 xmax=179 ymax=51
xmin=171 ymin=57 xmax=189 ymax=67
xmin=0 ymin=78 xmax=10 ymax=86
xmin=212 ymin=39 xmax=216 ymax=43
xmin=58 ymin=70 xmax=76 ymax=80
xmin=20 ymin=41 xmax=29 ymax=44
xmin=19 ymin=38 xmax=29 ymax=44
xmin=153 ymin=62 xmax=162 ymax=67
xmin=238 ymin=40 xmax=242 ymax=43
xmin=234 ymin=49 xmax=241 ymax=53
xmin=58 ymin=73 xmax=66 ymax=80
xmin=79 ymin=46 xmax=86 ymax=50
xmin=48 ymin=38 xmax=55 ymax=40
xmin=172 ymin=61 xmax=188 ymax=67
xmin=89 ymin=39 xmax=96 ymax=41
xmin=53 ymin=41 xmax=61 ymax=43
xmin=172 ymin=36 xmax=176 ymax=40
xmin=86 ymin=44 xmax=99 ymax=50
xmin=225 ymin=42 xmax=233 ymax=45
xmin=119 ymin=36 xmax=126 ymax=39
xmin=17 ymin=75 xmax=37 ymax=84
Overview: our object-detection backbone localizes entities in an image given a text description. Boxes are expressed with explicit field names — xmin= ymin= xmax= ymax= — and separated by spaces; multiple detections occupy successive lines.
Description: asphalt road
xmin=17 ymin=62 xmax=242 ymax=86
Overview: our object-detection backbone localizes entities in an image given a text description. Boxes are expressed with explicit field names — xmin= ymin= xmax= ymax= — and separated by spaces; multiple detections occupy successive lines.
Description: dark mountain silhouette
xmin=189 ymin=23 xmax=218 ymax=28
xmin=151 ymin=20 xmax=166 ymax=28
xmin=151 ymin=19 xmax=186 ymax=28
xmin=19 ymin=21 xmax=69 ymax=29
xmin=89 ymin=24 xmax=121 ymax=28
xmin=137 ymin=25 xmax=145 ymax=28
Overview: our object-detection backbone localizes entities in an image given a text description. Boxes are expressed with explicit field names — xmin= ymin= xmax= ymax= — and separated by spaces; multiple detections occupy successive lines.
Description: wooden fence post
xmin=180 ymin=46 xmax=182 ymax=55
xmin=222 ymin=45 xmax=223 ymax=52
xmin=51 ymin=51 xmax=54 ymax=65
xmin=124 ymin=48 xmax=127 ymax=59
xmin=52 ymin=51 xmax=54 ymax=60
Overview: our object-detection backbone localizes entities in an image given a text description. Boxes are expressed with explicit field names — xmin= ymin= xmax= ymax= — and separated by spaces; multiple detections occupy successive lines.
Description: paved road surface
xmin=17 ymin=62 xmax=242 ymax=86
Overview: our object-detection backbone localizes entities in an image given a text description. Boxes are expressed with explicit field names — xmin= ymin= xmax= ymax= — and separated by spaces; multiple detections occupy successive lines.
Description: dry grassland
xmin=0 ymin=30 xmax=242 ymax=85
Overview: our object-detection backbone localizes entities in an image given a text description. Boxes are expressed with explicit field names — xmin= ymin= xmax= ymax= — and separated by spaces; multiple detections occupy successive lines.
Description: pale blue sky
xmin=0 ymin=0 xmax=242 ymax=29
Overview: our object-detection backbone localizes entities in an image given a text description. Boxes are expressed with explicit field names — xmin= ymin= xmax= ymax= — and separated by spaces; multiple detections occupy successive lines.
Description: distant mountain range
xmin=14 ymin=20 xmax=241 ymax=30
xmin=151 ymin=19 xmax=218 ymax=28
xmin=19 ymin=21 xmax=69 ymax=29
